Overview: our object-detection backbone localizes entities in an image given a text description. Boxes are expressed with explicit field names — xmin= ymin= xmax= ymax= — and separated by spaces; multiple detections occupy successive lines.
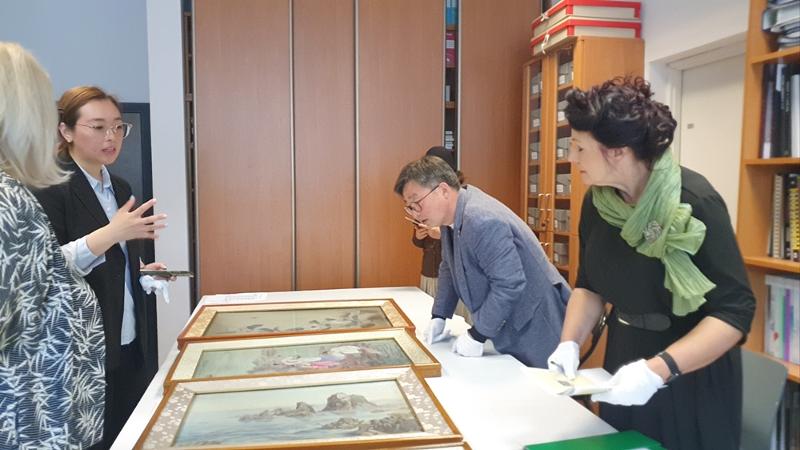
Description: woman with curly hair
xmin=546 ymin=77 xmax=755 ymax=449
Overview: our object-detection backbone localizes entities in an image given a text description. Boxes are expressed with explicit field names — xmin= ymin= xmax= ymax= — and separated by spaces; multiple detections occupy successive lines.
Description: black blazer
xmin=34 ymin=159 xmax=158 ymax=374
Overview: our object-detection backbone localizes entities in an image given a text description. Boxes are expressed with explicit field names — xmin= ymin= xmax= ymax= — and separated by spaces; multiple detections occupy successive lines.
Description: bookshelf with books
xmin=737 ymin=0 xmax=800 ymax=384
xmin=444 ymin=0 xmax=458 ymax=152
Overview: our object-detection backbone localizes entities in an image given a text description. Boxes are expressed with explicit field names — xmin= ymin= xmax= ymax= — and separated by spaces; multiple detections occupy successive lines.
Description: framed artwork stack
xmin=138 ymin=297 xmax=472 ymax=449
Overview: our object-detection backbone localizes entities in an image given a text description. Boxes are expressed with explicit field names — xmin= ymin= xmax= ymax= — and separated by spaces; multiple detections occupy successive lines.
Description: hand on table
xmin=451 ymin=330 xmax=484 ymax=357
xmin=547 ymin=341 xmax=580 ymax=380
xmin=424 ymin=317 xmax=451 ymax=345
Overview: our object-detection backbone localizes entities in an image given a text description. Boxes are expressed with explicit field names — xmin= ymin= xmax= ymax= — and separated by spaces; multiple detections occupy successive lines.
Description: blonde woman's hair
xmin=0 ymin=42 xmax=68 ymax=188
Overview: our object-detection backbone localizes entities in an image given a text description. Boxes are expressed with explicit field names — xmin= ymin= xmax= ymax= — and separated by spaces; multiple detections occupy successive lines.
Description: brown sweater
xmin=412 ymin=232 xmax=442 ymax=278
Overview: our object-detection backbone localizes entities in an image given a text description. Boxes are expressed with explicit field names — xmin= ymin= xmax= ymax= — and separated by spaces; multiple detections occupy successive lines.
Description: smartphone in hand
xmin=140 ymin=270 xmax=194 ymax=278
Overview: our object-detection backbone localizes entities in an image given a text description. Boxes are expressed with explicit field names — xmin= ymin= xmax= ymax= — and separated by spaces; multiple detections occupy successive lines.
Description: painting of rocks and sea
xmin=173 ymin=380 xmax=422 ymax=446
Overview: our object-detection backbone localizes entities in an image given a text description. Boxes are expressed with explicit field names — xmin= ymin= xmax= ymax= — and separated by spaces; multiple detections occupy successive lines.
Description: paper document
xmin=522 ymin=367 xmax=613 ymax=396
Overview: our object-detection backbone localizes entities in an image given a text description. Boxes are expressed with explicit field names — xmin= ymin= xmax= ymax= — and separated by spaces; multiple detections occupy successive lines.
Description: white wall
xmin=145 ymin=0 xmax=191 ymax=364
xmin=0 ymin=0 xmax=149 ymax=101
xmin=640 ymin=0 xmax=748 ymax=215
xmin=641 ymin=0 xmax=748 ymax=104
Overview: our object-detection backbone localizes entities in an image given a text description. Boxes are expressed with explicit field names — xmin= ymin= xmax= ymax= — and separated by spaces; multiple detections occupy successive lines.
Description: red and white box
xmin=530 ymin=1 xmax=641 ymax=55
xmin=531 ymin=17 xmax=641 ymax=55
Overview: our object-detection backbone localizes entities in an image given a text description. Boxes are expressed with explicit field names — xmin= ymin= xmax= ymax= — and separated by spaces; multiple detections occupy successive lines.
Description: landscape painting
xmin=193 ymin=338 xmax=412 ymax=378
xmin=173 ymin=380 xmax=421 ymax=446
xmin=138 ymin=367 xmax=461 ymax=449
xmin=166 ymin=329 xmax=441 ymax=386
xmin=203 ymin=306 xmax=391 ymax=336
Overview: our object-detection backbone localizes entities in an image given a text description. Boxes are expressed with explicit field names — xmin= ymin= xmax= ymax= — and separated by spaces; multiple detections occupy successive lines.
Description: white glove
xmin=547 ymin=341 xmax=580 ymax=380
xmin=140 ymin=275 xmax=171 ymax=304
xmin=591 ymin=359 xmax=664 ymax=406
xmin=451 ymin=331 xmax=484 ymax=357
xmin=424 ymin=318 xmax=451 ymax=345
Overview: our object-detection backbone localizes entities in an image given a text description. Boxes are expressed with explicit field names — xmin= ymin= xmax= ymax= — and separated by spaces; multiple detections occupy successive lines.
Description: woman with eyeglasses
xmin=0 ymin=43 xmax=105 ymax=449
xmin=34 ymin=86 xmax=168 ymax=449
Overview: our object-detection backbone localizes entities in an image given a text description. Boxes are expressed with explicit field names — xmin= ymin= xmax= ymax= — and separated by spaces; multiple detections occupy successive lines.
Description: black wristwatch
xmin=656 ymin=351 xmax=681 ymax=383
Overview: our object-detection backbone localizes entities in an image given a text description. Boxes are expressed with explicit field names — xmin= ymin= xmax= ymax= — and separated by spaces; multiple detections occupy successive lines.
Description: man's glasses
xmin=404 ymin=185 xmax=440 ymax=215
xmin=76 ymin=122 xmax=133 ymax=139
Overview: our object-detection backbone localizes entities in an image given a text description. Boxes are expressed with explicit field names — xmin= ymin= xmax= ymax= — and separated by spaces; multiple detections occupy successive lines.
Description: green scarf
xmin=592 ymin=150 xmax=715 ymax=316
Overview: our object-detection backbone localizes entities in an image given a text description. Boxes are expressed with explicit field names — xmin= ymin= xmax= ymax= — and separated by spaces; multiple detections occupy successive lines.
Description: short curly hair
xmin=564 ymin=76 xmax=677 ymax=168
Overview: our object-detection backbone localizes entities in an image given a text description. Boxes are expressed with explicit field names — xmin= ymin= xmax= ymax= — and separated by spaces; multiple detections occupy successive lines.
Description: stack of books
xmin=765 ymin=274 xmax=800 ymax=365
xmin=762 ymin=0 xmax=800 ymax=49
xmin=530 ymin=0 xmax=642 ymax=56
xmin=769 ymin=172 xmax=800 ymax=261
xmin=761 ymin=63 xmax=800 ymax=159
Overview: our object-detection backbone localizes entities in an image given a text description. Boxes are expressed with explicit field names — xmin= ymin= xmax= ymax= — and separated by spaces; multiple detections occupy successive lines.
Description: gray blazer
xmin=434 ymin=185 xmax=570 ymax=367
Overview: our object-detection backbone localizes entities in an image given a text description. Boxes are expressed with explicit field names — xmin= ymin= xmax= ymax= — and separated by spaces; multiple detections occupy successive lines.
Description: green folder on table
xmin=524 ymin=430 xmax=665 ymax=450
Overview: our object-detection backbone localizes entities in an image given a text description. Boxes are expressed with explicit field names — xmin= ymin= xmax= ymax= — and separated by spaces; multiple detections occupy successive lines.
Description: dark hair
xmin=564 ymin=76 xmax=677 ymax=167
xmin=424 ymin=146 xmax=466 ymax=185
xmin=57 ymin=86 xmax=121 ymax=154
xmin=394 ymin=155 xmax=461 ymax=195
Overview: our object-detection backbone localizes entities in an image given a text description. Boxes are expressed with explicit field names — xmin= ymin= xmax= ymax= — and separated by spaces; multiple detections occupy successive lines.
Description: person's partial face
xmin=61 ymin=99 xmax=125 ymax=173
xmin=568 ymin=130 xmax=615 ymax=187
xmin=402 ymin=181 xmax=449 ymax=227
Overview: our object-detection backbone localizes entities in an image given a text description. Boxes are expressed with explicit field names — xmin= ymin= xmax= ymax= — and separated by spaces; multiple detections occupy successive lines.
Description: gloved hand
xmin=424 ymin=317 xmax=451 ymax=345
xmin=140 ymin=275 xmax=171 ymax=304
xmin=591 ymin=359 xmax=664 ymax=406
xmin=451 ymin=331 xmax=484 ymax=357
xmin=547 ymin=341 xmax=580 ymax=380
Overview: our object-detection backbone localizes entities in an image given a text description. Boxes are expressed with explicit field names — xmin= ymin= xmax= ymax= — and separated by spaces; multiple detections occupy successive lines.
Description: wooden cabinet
xmin=520 ymin=37 xmax=644 ymax=287
xmin=736 ymin=0 xmax=800 ymax=383
xmin=520 ymin=37 xmax=642 ymax=369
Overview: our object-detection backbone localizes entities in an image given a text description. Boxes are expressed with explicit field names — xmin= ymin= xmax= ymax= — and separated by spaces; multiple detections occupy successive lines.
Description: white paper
xmin=522 ymin=367 xmax=613 ymax=396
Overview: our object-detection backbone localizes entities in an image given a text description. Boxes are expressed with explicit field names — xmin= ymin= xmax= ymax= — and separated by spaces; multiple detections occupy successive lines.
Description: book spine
xmin=791 ymin=72 xmax=800 ymax=158
xmin=791 ymin=285 xmax=800 ymax=364
xmin=788 ymin=173 xmax=799 ymax=262
xmin=445 ymin=31 xmax=456 ymax=68
xmin=772 ymin=173 xmax=785 ymax=258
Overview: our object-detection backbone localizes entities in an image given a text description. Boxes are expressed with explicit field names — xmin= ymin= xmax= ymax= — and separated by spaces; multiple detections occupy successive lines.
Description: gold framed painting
xmin=136 ymin=367 xmax=462 ymax=449
xmin=177 ymin=298 xmax=414 ymax=349
xmin=165 ymin=328 xmax=441 ymax=387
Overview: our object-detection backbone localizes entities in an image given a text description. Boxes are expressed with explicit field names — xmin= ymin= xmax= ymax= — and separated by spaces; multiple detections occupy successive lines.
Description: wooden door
xmin=294 ymin=0 xmax=356 ymax=289
xmin=194 ymin=0 xmax=293 ymax=295
xmin=357 ymin=0 xmax=444 ymax=287
xmin=460 ymin=0 xmax=539 ymax=209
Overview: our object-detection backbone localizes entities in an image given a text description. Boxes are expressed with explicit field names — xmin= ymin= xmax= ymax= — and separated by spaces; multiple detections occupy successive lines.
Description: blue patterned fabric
xmin=0 ymin=170 xmax=106 ymax=449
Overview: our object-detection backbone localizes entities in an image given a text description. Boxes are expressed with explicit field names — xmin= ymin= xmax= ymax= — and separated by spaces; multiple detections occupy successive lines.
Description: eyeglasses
xmin=404 ymin=185 xmax=440 ymax=215
xmin=76 ymin=122 xmax=133 ymax=139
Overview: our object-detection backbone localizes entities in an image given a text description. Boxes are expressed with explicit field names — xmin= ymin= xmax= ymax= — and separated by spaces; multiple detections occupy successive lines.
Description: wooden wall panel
xmin=358 ymin=0 xmax=444 ymax=287
xmin=460 ymin=0 xmax=538 ymax=209
xmin=194 ymin=0 xmax=293 ymax=295
xmin=294 ymin=0 xmax=356 ymax=290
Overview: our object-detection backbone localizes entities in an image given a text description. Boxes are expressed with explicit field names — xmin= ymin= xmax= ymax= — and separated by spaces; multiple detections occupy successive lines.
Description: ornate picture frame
xmin=136 ymin=367 xmax=461 ymax=449
xmin=177 ymin=299 xmax=414 ymax=349
xmin=165 ymin=328 xmax=441 ymax=387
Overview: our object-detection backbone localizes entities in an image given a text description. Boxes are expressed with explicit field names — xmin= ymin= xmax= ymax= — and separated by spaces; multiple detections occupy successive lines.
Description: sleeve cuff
xmin=72 ymin=237 xmax=105 ymax=274
xmin=467 ymin=327 xmax=487 ymax=343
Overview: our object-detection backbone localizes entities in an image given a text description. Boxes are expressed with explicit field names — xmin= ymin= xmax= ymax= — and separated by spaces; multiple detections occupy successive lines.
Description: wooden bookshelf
xmin=443 ymin=1 xmax=458 ymax=153
xmin=736 ymin=0 xmax=800 ymax=383
xmin=520 ymin=36 xmax=643 ymax=287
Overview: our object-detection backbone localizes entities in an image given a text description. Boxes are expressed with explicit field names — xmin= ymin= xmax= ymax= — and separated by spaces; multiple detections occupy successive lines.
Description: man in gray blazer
xmin=395 ymin=156 xmax=570 ymax=367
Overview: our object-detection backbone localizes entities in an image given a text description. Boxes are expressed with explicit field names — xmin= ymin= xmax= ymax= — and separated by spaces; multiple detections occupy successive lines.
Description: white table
xmin=114 ymin=287 xmax=614 ymax=449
